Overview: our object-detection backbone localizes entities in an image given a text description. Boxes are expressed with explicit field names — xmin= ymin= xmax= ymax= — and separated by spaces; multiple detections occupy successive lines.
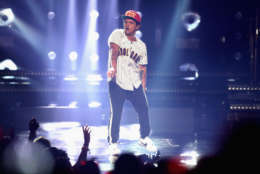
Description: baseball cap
xmin=121 ymin=10 xmax=141 ymax=24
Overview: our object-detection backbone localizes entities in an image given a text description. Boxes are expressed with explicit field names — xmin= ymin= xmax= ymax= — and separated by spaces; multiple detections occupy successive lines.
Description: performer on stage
xmin=107 ymin=10 xmax=156 ymax=154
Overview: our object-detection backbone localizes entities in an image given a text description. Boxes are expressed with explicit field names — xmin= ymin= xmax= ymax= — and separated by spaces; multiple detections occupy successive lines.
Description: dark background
xmin=0 ymin=0 xmax=259 ymax=78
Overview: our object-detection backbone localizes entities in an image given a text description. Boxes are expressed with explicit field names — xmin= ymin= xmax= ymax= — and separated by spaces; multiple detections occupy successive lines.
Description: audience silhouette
xmin=1 ymin=115 xmax=260 ymax=174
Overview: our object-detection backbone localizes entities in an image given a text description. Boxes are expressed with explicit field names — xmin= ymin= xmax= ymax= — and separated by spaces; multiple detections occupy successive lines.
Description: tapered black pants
xmin=108 ymin=81 xmax=150 ymax=144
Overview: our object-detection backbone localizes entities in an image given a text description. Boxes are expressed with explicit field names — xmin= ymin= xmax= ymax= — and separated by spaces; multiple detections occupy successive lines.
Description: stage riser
xmin=2 ymin=106 xmax=224 ymax=136
xmin=6 ymin=107 xmax=195 ymax=135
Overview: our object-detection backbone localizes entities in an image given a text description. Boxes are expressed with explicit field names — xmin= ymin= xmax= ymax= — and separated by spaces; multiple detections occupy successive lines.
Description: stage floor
xmin=17 ymin=122 xmax=217 ymax=173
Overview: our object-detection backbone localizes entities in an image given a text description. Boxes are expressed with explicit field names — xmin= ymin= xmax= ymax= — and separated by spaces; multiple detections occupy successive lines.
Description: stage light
xmin=2 ymin=76 xmax=15 ymax=79
xmin=90 ymin=10 xmax=99 ymax=19
xmin=93 ymin=32 xmax=99 ymax=41
xmin=221 ymin=36 xmax=226 ymax=43
xmin=229 ymin=104 xmax=260 ymax=111
xmin=88 ymin=101 xmax=101 ymax=108
xmin=0 ymin=8 xmax=15 ymax=26
xmin=234 ymin=52 xmax=242 ymax=61
xmin=86 ymin=74 xmax=103 ymax=85
xmin=68 ymin=101 xmax=78 ymax=108
xmin=90 ymin=54 xmax=99 ymax=62
xmin=180 ymin=150 xmax=200 ymax=167
xmin=64 ymin=74 xmax=78 ymax=81
xmin=182 ymin=12 xmax=201 ymax=32
xmin=9 ymin=82 xmax=19 ymax=85
xmin=86 ymin=74 xmax=103 ymax=82
xmin=157 ymin=0 xmax=191 ymax=81
xmin=183 ymin=76 xmax=197 ymax=81
xmin=48 ymin=11 xmax=55 ymax=20
xmin=48 ymin=51 xmax=56 ymax=60
xmin=48 ymin=103 xmax=57 ymax=108
xmin=81 ymin=1 xmax=99 ymax=73
xmin=0 ymin=59 xmax=18 ymax=70
xmin=195 ymin=71 xmax=199 ymax=78
xmin=179 ymin=63 xmax=199 ymax=80
xmin=227 ymin=78 xmax=236 ymax=82
xmin=228 ymin=85 xmax=260 ymax=91
xmin=69 ymin=51 xmax=78 ymax=62
xmin=21 ymin=82 xmax=31 ymax=85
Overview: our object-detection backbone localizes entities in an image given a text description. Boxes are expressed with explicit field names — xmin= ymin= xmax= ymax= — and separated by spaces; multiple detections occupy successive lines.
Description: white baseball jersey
xmin=107 ymin=29 xmax=148 ymax=91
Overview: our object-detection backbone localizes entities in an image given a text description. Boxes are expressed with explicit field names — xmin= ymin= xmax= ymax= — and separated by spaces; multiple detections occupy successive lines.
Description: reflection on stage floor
xmin=18 ymin=122 xmax=215 ymax=172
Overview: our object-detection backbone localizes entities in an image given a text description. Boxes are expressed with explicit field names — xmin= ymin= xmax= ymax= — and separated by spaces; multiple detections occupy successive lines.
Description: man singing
xmin=107 ymin=10 xmax=156 ymax=154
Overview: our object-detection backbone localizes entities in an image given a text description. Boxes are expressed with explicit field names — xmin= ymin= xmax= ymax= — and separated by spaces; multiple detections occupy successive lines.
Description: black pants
xmin=108 ymin=81 xmax=150 ymax=144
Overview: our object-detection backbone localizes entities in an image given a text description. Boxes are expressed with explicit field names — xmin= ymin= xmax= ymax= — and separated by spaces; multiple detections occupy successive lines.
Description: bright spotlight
xmin=64 ymin=74 xmax=78 ymax=81
xmin=179 ymin=63 xmax=199 ymax=81
xmin=69 ymin=51 xmax=78 ymax=61
xmin=90 ymin=54 xmax=99 ymax=62
xmin=182 ymin=12 xmax=201 ymax=32
xmin=90 ymin=10 xmax=99 ymax=19
xmin=68 ymin=101 xmax=78 ymax=108
xmin=48 ymin=103 xmax=57 ymax=108
xmin=48 ymin=51 xmax=56 ymax=60
xmin=88 ymin=101 xmax=101 ymax=108
xmin=2 ymin=75 xmax=15 ymax=79
xmin=86 ymin=74 xmax=103 ymax=82
xmin=0 ymin=8 xmax=15 ymax=26
xmin=183 ymin=72 xmax=199 ymax=81
xmin=0 ymin=59 xmax=18 ymax=70
xmin=180 ymin=150 xmax=200 ymax=167
xmin=93 ymin=32 xmax=99 ymax=41
xmin=48 ymin=11 xmax=55 ymax=20
xmin=86 ymin=74 xmax=103 ymax=85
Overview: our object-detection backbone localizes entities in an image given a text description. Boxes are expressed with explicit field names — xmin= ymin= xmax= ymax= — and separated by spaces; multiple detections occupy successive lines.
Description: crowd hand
xmin=29 ymin=117 xmax=39 ymax=132
xmin=74 ymin=125 xmax=91 ymax=167
xmin=82 ymin=125 xmax=91 ymax=147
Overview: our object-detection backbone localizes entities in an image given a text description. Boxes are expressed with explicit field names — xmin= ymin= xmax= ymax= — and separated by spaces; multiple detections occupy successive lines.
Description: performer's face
xmin=124 ymin=18 xmax=140 ymax=36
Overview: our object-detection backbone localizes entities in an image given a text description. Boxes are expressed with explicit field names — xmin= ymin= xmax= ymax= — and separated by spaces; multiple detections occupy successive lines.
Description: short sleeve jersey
xmin=107 ymin=29 xmax=148 ymax=91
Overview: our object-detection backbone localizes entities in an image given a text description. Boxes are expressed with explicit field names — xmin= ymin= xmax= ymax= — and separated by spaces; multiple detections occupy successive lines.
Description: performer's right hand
xmin=107 ymin=67 xmax=116 ymax=79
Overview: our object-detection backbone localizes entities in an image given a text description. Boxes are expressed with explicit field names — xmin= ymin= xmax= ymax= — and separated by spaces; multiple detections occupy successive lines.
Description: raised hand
xmin=28 ymin=117 xmax=39 ymax=141
xmin=82 ymin=125 xmax=91 ymax=147
xmin=74 ymin=125 xmax=91 ymax=168
xmin=29 ymin=117 xmax=39 ymax=132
